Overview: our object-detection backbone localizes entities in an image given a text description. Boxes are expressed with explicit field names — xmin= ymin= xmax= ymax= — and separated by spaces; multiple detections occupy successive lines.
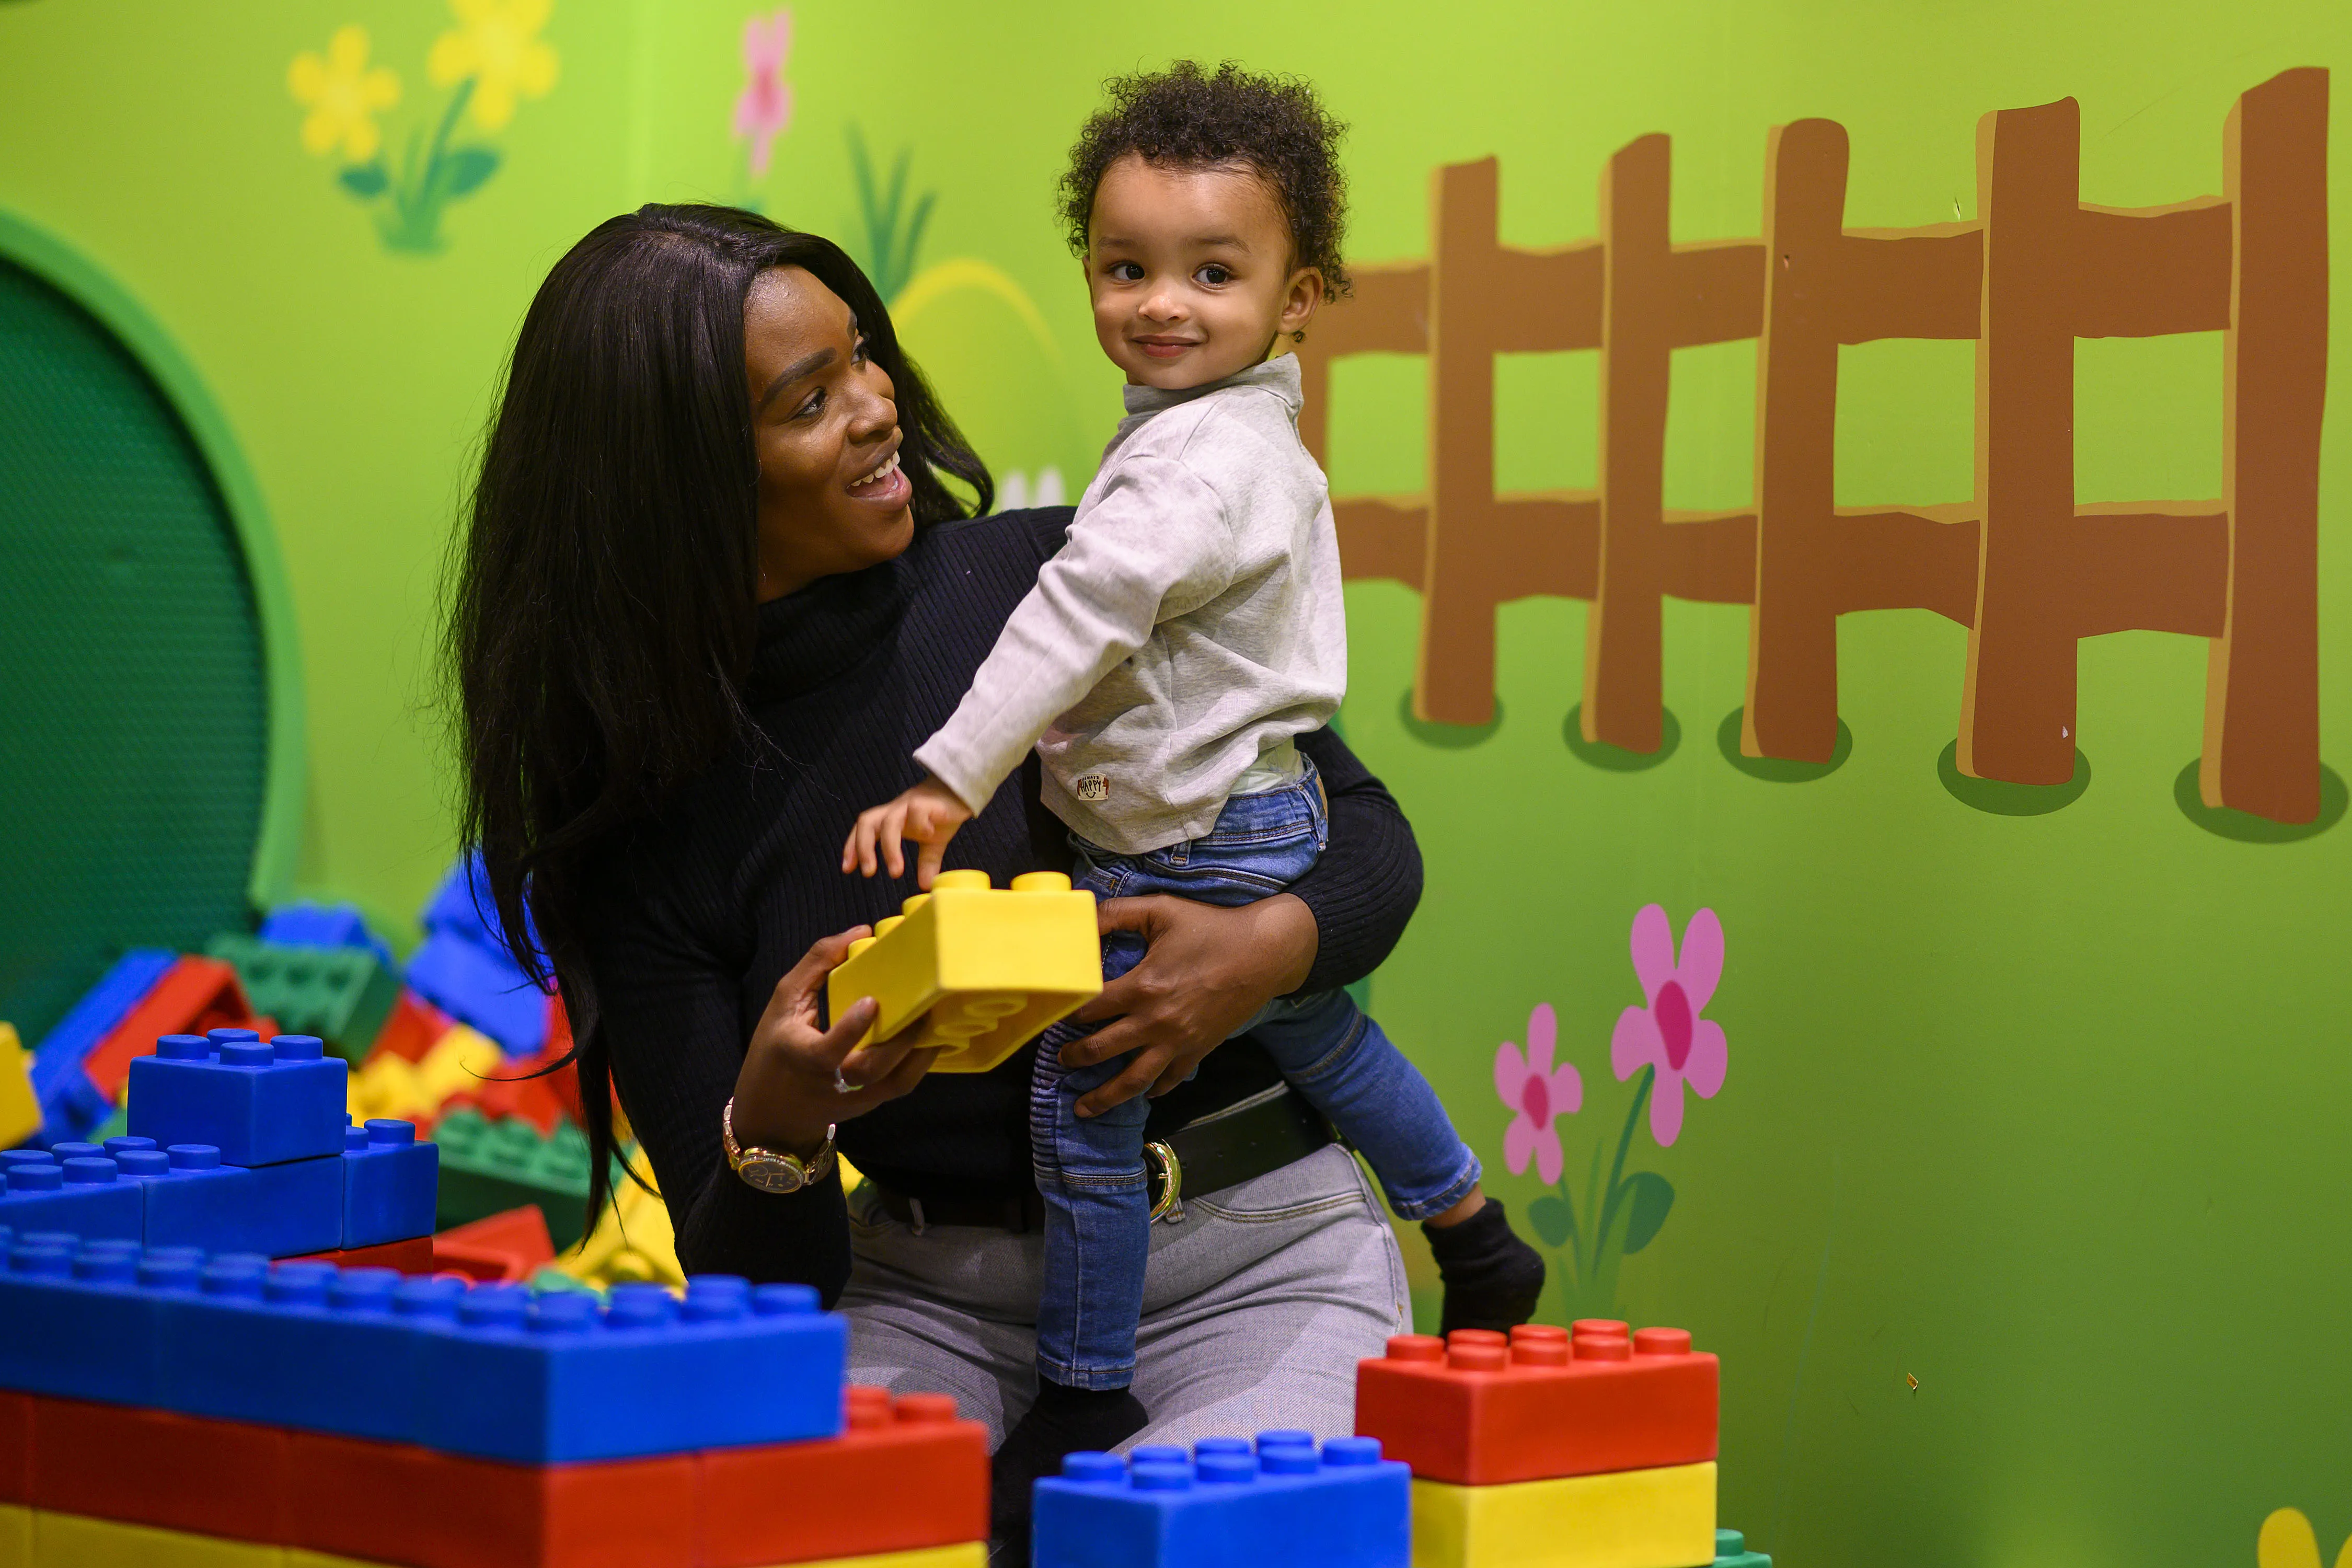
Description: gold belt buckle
xmin=1144 ymin=1140 xmax=1183 ymax=1223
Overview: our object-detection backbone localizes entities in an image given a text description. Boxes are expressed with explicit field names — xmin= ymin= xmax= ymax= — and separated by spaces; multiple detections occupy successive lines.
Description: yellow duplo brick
xmin=0 ymin=1025 xmax=39 ymax=1151
xmin=773 ymin=1544 xmax=988 ymax=1568
xmin=285 ymin=1555 xmax=374 ymax=1568
xmin=33 ymin=1513 xmax=284 ymax=1568
xmin=1411 ymin=1460 xmax=1716 ymax=1568
xmin=826 ymin=870 xmax=1100 ymax=1074
xmin=0 ymin=1503 xmax=29 ymax=1568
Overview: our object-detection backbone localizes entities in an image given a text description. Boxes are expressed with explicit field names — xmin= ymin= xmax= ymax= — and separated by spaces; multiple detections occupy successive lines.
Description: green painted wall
xmin=3 ymin=2 xmax=2347 ymax=1563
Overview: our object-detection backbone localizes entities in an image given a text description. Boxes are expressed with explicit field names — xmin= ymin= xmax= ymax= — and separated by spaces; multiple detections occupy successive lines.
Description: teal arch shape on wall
xmin=0 ymin=208 xmax=305 ymax=1041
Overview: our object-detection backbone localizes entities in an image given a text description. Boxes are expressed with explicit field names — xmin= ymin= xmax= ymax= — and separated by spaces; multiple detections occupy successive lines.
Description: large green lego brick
xmin=433 ymin=1106 xmax=612 ymax=1250
xmin=205 ymin=934 xmax=400 ymax=1063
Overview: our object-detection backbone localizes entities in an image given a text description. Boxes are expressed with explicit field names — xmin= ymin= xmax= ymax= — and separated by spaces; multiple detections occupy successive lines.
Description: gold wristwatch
xmin=723 ymin=1098 xmax=836 ymax=1194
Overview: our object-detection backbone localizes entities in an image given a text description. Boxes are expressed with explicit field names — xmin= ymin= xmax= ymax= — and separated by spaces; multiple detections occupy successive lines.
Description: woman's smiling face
xmin=744 ymin=266 xmax=914 ymax=601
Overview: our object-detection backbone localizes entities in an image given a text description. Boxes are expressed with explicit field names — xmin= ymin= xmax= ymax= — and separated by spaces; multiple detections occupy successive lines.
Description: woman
xmin=447 ymin=205 xmax=1421 ymax=1553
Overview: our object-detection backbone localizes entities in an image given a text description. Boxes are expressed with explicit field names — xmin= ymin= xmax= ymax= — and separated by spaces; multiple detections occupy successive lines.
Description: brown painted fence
xmin=1297 ymin=68 xmax=2326 ymax=823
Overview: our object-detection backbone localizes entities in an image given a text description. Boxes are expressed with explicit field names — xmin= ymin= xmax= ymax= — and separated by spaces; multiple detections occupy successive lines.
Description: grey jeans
xmin=837 ymin=1143 xmax=1409 ymax=1448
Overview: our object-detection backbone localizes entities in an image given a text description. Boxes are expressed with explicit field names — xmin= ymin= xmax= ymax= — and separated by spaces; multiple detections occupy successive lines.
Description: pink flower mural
xmin=734 ymin=10 xmax=793 ymax=179
xmin=1494 ymin=1004 xmax=1584 ymax=1184
xmin=1498 ymin=903 xmax=1732 ymax=1319
xmin=1610 ymin=905 xmax=1728 ymax=1146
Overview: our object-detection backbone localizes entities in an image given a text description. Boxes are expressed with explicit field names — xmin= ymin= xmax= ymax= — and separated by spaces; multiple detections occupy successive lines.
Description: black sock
xmin=989 ymin=1377 xmax=1149 ymax=1564
xmin=1425 ymin=1197 xmax=1547 ymax=1335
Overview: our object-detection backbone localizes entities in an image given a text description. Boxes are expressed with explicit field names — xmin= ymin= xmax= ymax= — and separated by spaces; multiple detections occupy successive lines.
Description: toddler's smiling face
xmin=1084 ymin=154 xmax=1324 ymax=390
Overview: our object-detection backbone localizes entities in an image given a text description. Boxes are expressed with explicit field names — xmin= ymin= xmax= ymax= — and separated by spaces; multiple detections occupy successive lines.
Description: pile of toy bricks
xmin=1 ymin=1027 xmax=436 ymax=1267
xmin=0 ymin=1232 xmax=987 ymax=1568
xmin=1355 ymin=1320 xmax=1748 ymax=1568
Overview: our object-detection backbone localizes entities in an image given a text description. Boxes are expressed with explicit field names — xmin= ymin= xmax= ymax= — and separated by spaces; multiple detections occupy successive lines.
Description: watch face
xmin=737 ymin=1154 xmax=805 ymax=1194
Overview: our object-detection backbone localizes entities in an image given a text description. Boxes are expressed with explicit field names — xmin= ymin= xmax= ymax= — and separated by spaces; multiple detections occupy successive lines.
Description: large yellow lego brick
xmin=33 ymin=1513 xmax=283 ymax=1568
xmin=1412 ymin=1460 xmax=1716 ymax=1568
xmin=0 ymin=1026 xmax=39 ymax=1151
xmin=827 ymin=870 xmax=1100 ymax=1074
xmin=0 ymin=1503 xmax=28 ymax=1568
xmin=775 ymin=1545 xmax=987 ymax=1568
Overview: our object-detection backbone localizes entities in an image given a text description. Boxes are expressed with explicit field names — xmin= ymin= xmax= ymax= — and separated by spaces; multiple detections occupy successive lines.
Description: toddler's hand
xmin=841 ymin=775 xmax=973 ymax=887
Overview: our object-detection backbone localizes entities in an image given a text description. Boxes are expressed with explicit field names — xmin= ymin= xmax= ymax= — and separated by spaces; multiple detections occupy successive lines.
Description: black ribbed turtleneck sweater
xmin=578 ymin=508 xmax=1424 ymax=1303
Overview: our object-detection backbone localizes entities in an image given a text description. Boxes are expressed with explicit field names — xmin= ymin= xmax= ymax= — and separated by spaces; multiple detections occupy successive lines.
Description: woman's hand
xmin=1055 ymin=892 xmax=1319 ymax=1118
xmin=731 ymin=927 xmax=941 ymax=1155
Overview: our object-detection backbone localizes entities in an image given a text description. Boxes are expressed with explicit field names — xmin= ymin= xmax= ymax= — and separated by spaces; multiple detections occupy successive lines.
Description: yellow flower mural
xmin=2262 ymin=1509 xmax=2352 ymax=1568
xmin=285 ymin=3 xmax=559 ymax=255
xmin=286 ymin=26 xmax=401 ymax=164
xmin=429 ymin=0 xmax=560 ymax=132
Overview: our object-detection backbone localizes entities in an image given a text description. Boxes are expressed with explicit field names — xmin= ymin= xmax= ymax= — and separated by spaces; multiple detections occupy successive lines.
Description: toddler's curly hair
xmin=1058 ymin=60 xmax=1352 ymax=300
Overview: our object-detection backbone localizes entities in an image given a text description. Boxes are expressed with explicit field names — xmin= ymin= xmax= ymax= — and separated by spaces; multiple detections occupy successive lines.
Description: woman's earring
xmin=1292 ymin=329 xmax=1308 ymax=344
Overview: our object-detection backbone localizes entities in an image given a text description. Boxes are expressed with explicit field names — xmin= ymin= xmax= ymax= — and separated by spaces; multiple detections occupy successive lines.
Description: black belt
xmin=869 ymin=1083 xmax=1335 ymax=1233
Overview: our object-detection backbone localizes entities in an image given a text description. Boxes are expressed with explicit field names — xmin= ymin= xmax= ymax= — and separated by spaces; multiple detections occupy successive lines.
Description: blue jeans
xmin=1030 ymin=758 xmax=1483 ymax=1389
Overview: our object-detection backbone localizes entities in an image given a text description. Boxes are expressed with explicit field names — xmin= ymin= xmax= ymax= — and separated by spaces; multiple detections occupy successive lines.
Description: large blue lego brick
xmin=259 ymin=902 xmax=395 ymax=968
xmin=136 ymin=1142 xmax=341 ymax=1258
xmin=125 ymin=1033 xmax=347 ymax=1167
xmin=157 ymin=1259 xmax=463 ymax=1440
xmin=0 ymin=1229 xmax=181 ymax=1404
xmin=1032 ymin=1434 xmax=1413 ymax=1568
xmin=0 ymin=1157 xmax=144 ymax=1241
xmin=402 ymin=932 xmax=548 ymax=1056
xmin=0 ymin=1240 xmax=846 ymax=1460
xmin=414 ymin=1274 xmax=846 ymax=1462
xmin=341 ymin=1120 xmax=437 ymax=1247
xmin=28 ymin=949 xmax=176 ymax=1145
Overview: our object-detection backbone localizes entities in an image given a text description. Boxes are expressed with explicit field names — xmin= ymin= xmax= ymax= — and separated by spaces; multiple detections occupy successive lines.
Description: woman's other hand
xmin=1057 ymin=892 xmax=1318 ymax=1117
xmin=732 ymin=927 xmax=940 ymax=1154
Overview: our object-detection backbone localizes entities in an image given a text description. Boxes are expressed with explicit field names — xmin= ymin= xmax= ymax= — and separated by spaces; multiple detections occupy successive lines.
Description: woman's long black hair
xmin=445 ymin=204 xmax=990 ymax=1224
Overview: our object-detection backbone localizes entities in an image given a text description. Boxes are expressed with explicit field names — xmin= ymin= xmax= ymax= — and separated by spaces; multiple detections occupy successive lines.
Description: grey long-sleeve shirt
xmin=914 ymin=355 xmax=1345 ymax=855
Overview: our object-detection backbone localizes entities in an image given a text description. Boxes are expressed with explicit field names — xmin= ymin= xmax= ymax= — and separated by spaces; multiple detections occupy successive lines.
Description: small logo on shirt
xmin=1075 ymin=774 xmax=1111 ymax=802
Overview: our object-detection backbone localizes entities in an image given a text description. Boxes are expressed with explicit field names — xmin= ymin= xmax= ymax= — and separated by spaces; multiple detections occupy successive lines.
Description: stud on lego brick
xmin=1032 ymin=1433 xmax=1411 ymax=1568
xmin=0 ymin=1156 xmax=143 ymax=1242
xmin=128 ymin=1033 xmax=348 ymax=1167
xmin=414 ymin=1275 xmax=847 ymax=1463
xmin=1411 ymin=1461 xmax=1716 ymax=1568
xmin=698 ymin=1387 xmax=989 ymax=1567
xmin=1712 ymin=1528 xmax=1770 ymax=1568
xmin=207 ymin=935 xmax=402 ymax=1064
xmin=1354 ymin=1324 xmax=1717 ymax=1485
xmin=340 ymin=1119 xmax=437 ymax=1248
xmin=826 ymin=869 xmax=1102 ymax=1075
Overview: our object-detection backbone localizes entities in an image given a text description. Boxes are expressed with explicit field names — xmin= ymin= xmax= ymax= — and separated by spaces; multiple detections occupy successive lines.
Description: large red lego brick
xmin=31 ymin=1398 xmax=292 ymax=1541
xmin=290 ymin=1432 xmax=696 ymax=1568
xmin=370 ymin=988 xmax=456 ymax=1065
xmin=0 ymin=1392 xmax=29 ymax=1504
xmin=289 ymin=1235 xmax=439 ymax=1274
xmin=431 ymin=1203 xmax=557 ymax=1283
xmin=697 ymin=1387 xmax=990 ymax=1567
xmin=1354 ymin=1323 xmax=1719 ymax=1485
xmin=83 ymin=956 xmax=259 ymax=1100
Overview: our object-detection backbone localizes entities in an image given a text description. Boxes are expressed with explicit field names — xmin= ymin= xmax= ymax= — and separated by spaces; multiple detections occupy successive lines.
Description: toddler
xmin=842 ymin=61 xmax=1544 ymax=1479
